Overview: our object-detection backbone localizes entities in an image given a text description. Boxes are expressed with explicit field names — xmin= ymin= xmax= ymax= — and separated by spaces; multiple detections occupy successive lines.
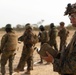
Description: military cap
xmin=64 ymin=3 xmax=76 ymax=15
xmin=5 ymin=24 xmax=12 ymax=29
xmin=38 ymin=43 xmax=57 ymax=58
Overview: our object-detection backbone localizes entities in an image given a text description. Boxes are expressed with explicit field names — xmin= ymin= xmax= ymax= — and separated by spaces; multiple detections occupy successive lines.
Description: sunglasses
xmin=68 ymin=14 xmax=76 ymax=19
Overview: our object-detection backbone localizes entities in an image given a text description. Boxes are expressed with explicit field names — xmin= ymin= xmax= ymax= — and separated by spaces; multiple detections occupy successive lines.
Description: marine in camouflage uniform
xmin=58 ymin=22 xmax=69 ymax=52
xmin=48 ymin=23 xmax=58 ymax=52
xmin=38 ymin=25 xmax=49 ymax=64
xmin=14 ymin=23 xmax=36 ymax=74
xmin=0 ymin=24 xmax=18 ymax=75
xmin=42 ymin=3 xmax=76 ymax=75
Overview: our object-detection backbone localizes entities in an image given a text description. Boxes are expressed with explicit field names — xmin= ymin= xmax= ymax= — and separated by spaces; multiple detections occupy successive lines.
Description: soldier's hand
xmin=42 ymin=51 xmax=54 ymax=63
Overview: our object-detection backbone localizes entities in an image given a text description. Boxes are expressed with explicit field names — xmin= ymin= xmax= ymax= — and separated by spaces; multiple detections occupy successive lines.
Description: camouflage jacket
xmin=53 ymin=31 xmax=76 ymax=74
xmin=1 ymin=30 xmax=18 ymax=51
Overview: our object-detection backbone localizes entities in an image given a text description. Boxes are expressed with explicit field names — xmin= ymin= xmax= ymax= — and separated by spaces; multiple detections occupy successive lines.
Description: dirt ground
xmin=0 ymin=30 xmax=75 ymax=75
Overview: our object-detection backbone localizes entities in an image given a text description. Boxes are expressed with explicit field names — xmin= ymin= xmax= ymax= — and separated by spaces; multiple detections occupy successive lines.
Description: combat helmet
xmin=39 ymin=25 xmax=45 ymax=31
xmin=5 ymin=24 xmax=12 ymax=29
xmin=25 ymin=23 xmax=32 ymax=30
xmin=59 ymin=22 xmax=65 ymax=26
xmin=64 ymin=3 xmax=76 ymax=15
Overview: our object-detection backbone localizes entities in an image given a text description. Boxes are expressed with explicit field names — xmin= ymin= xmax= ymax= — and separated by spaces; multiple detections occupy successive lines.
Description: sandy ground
xmin=0 ymin=30 xmax=75 ymax=75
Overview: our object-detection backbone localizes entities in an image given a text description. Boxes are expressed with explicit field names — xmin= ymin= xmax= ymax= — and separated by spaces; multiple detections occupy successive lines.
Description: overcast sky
xmin=0 ymin=0 xmax=76 ymax=28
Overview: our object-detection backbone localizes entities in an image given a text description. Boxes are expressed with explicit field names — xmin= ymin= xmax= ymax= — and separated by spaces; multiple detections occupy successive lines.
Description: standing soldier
xmin=58 ymin=22 xmax=69 ymax=52
xmin=14 ymin=23 xmax=36 ymax=74
xmin=48 ymin=23 xmax=58 ymax=52
xmin=38 ymin=25 xmax=49 ymax=64
xmin=0 ymin=24 xmax=18 ymax=75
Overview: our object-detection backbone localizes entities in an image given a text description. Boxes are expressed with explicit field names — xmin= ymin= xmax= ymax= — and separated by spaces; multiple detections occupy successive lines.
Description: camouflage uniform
xmin=15 ymin=25 xmax=36 ymax=74
xmin=53 ymin=31 xmax=76 ymax=75
xmin=38 ymin=25 xmax=48 ymax=63
xmin=53 ymin=3 xmax=76 ymax=75
xmin=48 ymin=23 xmax=58 ymax=52
xmin=0 ymin=24 xmax=18 ymax=75
xmin=58 ymin=23 xmax=69 ymax=52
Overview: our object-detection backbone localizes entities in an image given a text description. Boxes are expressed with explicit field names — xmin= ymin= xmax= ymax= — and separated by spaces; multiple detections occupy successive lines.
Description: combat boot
xmin=30 ymin=67 xmax=33 ymax=70
xmin=37 ymin=61 xmax=43 ymax=64
xmin=44 ymin=62 xmax=50 ymax=65
xmin=14 ymin=68 xmax=24 ymax=73
xmin=14 ymin=68 xmax=20 ymax=73
xmin=24 ymin=70 xmax=30 ymax=74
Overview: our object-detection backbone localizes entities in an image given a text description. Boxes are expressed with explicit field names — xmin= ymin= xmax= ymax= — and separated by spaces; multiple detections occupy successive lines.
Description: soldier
xmin=37 ymin=25 xmax=49 ymax=64
xmin=14 ymin=23 xmax=36 ymax=74
xmin=42 ymin=2 xmax=76 ymax=75
xmin=48 ymin=23 xmax=58 ymax=52
xmin=0 ymin=24 xmax=18 ymax=75
xmin=58 ymin=21 xmax=69 ymax=52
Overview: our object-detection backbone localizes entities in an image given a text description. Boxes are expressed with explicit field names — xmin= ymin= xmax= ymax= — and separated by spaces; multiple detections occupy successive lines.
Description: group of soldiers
xmin=37 ymin=22 xmax=69 ymax=64
xmin=0 ymin=20 xmax=69 ymax=75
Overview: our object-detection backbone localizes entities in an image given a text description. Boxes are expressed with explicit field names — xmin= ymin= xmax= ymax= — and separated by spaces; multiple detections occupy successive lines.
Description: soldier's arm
xmin=18 ymin=35 xmax=24 ymax=42
xmin=38 ymin=32 xmax=41 ymax=42
xmin=1 ymin=34 xmax=8 ymax=50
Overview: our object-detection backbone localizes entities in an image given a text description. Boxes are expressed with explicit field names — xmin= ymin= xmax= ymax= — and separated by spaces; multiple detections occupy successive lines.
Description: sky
xmin=0 ymin=0 xmax=76 ymax=28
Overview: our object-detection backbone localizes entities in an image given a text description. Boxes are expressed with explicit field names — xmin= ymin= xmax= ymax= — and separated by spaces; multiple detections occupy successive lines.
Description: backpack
xmin=23 ymin=31 xmax=38 ymax=45
xmin=4 ymin=32 xmax=18 ymax=50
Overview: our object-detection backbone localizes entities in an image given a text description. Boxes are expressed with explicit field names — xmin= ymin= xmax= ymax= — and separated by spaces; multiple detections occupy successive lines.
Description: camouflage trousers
xmin=16 ymin=46 xmax=33 ymax=71
xmin=1 ymin=50 xmax=15 ymax=75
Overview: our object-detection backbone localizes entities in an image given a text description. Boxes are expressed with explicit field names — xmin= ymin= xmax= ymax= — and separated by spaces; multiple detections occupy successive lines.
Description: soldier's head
xmin=50 ymin=23 xmax=55 ymax=28
xmin=64 ymin=3 xmax=76 ymax=27
xmin=25 ymin=23 xmax=32 ymax=32
xmin=25 ymin=23 xmax=30 ymax=27
xmin=5 ymin=24 xmax=13 ymax=33
xmin=59 ymin=22 xmax=65 ymax=27
xmin=39 ymin=25 xmax=45 ymax=31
